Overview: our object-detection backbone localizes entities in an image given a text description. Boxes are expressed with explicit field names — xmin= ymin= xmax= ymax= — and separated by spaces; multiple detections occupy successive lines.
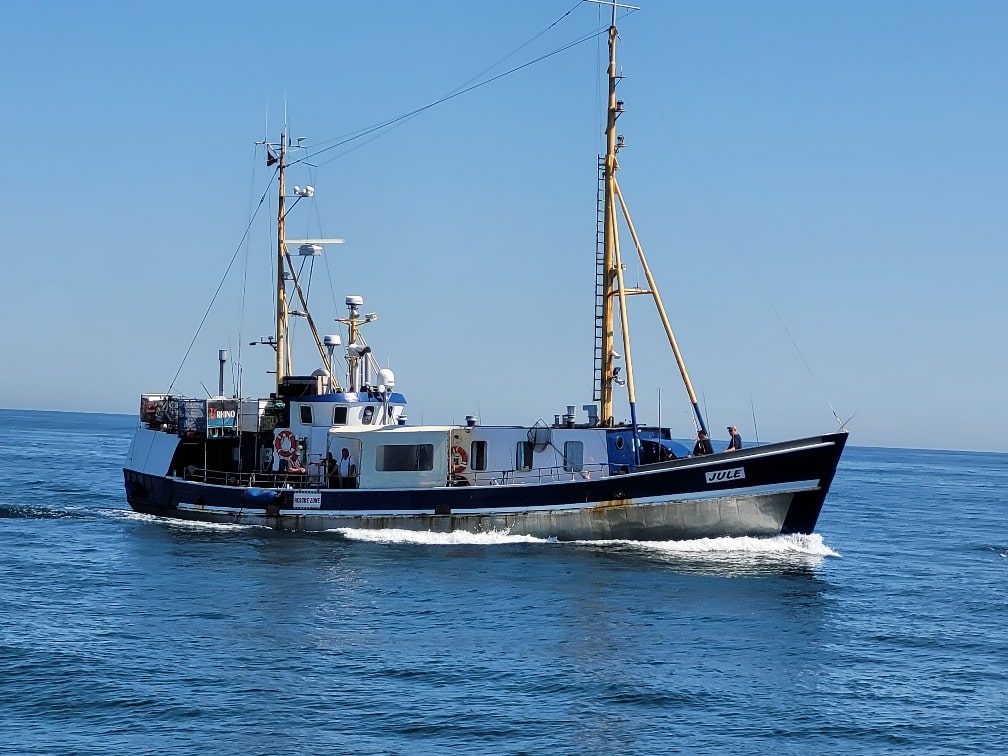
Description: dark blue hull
xmin=124 ymin=432 xmax=847 ymax=540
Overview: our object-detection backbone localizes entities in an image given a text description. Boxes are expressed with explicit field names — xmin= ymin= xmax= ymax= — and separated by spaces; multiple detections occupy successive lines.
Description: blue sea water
xmin=0 ymin=409 xmax=1006 ymax=755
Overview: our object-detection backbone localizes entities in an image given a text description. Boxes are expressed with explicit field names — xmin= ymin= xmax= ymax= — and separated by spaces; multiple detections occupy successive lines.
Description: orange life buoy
xmin=451 ymin=445 xmax=468 ymax=474
xmin=275 ymin=430 xmax=297 ymax=458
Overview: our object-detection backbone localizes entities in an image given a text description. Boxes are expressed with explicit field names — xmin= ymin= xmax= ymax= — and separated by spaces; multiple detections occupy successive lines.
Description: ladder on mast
xmin=592 ymin=155 xmax=607 ymax=403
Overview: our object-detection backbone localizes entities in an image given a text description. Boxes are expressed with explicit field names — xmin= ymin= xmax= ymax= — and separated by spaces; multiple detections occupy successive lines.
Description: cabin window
xmin=615 ymin=435 xmax=625 ymax=450
xmin=564 ymin=441 xmax=584 ymax=472
xmin=470 ymin=440 xmax=488 ymax=471
xmin=362 ymin=406 xmax=375 ymax=425
xmin=332 ymin=406 xmax=348 ymax=425
xmin=516 ymin=441 xmax=534 ymax=471
xmin=262 ymin=400 xmax=289 ymax=430
xmin=376 ymin=444 xmax=434 ymax=472
xmin=299 ymin=405 xmax=313 ymax=424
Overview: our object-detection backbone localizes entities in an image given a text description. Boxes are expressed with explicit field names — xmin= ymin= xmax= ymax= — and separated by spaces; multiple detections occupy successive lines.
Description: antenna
xmin=584 ymin=0 xmax=640 ymax=24
xmin=657 ymin=386 xmax=661 ymax=434
xmin=218 ymin=349 xmax=228 ymax=397
xmin=749 ymin=393 xmax=760 ymax=446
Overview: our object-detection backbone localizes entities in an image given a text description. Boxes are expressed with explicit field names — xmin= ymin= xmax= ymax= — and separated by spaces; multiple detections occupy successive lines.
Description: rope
xmin=653 ymin=108 xmax=846 ymax=429
xmin=165 ymin=166 xmax=277 ymax=395
xmin=301 ymin=25 xmax=610 ymax=167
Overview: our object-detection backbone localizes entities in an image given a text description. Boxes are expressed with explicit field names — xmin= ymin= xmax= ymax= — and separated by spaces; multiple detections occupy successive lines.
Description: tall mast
xmin=599 ymin=6 xmax=620 ymax=426
xmin=275 ymin=132 xmax=288 ymax=391
xmin=592 ymin=1 xmax=708 ymax=436
xmin=265 ymin=131 xmax=346 ymax=393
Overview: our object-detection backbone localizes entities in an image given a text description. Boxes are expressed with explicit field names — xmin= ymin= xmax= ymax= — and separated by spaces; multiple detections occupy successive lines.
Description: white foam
xmin=113 ymin=509 xmax=262 ymax=531
xmin=333 ymin=527 xmax=549 ymax=546
xmin=331 ymin=527 xmax=837 ymax=556
xmin=609 ymin=533 xmax=840 ymax=558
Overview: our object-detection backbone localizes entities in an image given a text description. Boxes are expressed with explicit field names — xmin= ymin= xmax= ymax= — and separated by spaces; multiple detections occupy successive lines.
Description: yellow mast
xmin=599 ymin=12 xmax=620 ymax=426
xmin=592 ymin=0 xmax=707 ymax=438
xmin=266 ymin=132 xmax=346 ymax=393
xmin=614 ymin=182 xmax=708 ymax=434
xmin=275 ymin=133 xmax=288 ymax=391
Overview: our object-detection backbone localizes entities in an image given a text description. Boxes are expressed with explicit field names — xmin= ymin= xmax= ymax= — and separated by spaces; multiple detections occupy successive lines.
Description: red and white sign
xmin=292 ymin=491 xmax=322 ymax=509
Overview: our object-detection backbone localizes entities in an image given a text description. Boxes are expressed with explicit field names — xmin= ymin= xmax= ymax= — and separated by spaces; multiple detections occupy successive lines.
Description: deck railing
xmin=180 ymin=461 xmax=617 ymax=489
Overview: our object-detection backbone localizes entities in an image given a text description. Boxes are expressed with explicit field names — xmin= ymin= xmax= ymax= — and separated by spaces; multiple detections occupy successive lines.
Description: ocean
xmin=0 ymin=408 xmax=1005 ymax=754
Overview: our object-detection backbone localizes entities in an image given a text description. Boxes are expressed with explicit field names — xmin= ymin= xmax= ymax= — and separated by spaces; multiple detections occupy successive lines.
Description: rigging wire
xmin=443 ymin=2 xmax=584 ymax=97
xmin=595 ymin=1 xmax=604 ymax=150
xmin=653 ymin=108 xmax=847 ymax=429
xmin=163 ymin=5 xmax=628 ymax=399
xmin=302 ymin=3 xmax=586 ymax=162
xmin=236 ymin=138 xmax=261 ymax=398
xmin=278 ymin=7 xmax=608 ymax=357
xmin=166 ymin=166 xmax=278 ymax=395
xmin=302 ymin=164 xmax=343 ymax=319
xmin=298 ymin=24 xmax=610 ymax=167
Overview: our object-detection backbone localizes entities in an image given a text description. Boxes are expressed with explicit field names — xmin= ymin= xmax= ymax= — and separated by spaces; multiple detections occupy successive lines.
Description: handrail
xmin=182 ymin=460 xmax=621 ymax=490
xmin=467 ymin=462 xmax=612 ymax=487
xmin=181 ymin=466 xmax=321 ymax=489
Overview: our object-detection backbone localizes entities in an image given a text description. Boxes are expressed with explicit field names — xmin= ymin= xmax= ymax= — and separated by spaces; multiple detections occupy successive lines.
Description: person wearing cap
xmin=693 ymin=429 xmax=713 ymax=456
xmin=284 ymin=441 xmax=307 ymax=474
xmin=726 ymin=425 xmax=742 ymax=452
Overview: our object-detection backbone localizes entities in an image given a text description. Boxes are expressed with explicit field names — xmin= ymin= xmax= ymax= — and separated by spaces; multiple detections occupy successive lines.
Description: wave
xmin=333 ymin=527 xmax=838 ymax=557
xmin=620 ymin=532 xmax=840 ymax=558
xmin=333 ymin=527 xmax=548 ymax=545
xmin=110 ymin=509 xmax=265 ymax=532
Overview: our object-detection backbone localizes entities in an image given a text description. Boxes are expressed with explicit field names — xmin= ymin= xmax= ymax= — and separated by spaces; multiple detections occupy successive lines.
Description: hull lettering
xmin=705 ymin=467 xmax=745 ymax=484
xmin=292 ymin=491 xmax=322 ymax=509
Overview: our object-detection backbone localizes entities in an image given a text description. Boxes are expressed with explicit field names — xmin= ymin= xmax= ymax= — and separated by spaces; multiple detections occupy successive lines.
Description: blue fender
xmin=243 ymin=488 xmax=279 ymax=503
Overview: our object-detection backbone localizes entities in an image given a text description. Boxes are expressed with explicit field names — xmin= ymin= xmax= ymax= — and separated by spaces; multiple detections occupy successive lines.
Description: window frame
xmin=563 ymin=440 xmax=584 ymax=472
xmin=375 ymin=443 xmax=435 ymax=472
xmin=516 ymin=441 xmax=534 ymax=471
xmin=470 ymin=440 xmax=488 ymax=471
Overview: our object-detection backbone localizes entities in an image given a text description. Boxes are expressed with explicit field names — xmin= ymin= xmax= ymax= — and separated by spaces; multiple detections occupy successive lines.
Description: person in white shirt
xmin=337 ymin=447 xmax=357 ymax=488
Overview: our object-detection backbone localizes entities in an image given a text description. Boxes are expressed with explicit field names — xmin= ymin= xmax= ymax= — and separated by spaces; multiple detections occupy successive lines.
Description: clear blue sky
xmin=2 ymin=1 xmax=1005 ymax=452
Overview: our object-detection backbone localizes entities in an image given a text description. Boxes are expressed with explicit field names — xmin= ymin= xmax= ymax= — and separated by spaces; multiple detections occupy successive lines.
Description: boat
xmin=123 ymin=4 xmax=847 ymax=540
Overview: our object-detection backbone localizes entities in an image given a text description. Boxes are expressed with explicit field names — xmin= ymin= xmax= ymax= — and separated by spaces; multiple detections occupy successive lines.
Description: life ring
xmin=275 ymin=430 xmax=297 ymax=458
xmin=451 ymin=445 xmax=468 ymax=474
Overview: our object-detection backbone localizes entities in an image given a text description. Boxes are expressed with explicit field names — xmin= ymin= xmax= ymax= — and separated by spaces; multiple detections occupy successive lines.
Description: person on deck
xmin=325 ymin=452 xmax=339 ymax=488
xmin=725 ymin=425 xmax=742 ymax=452
xmin=693 ymin=429 xmax=713 ymax=456
xmin=284 ymin=442 xmax=307 ymax=474
xmin=338 ymin=447 xmax=357 ymax=489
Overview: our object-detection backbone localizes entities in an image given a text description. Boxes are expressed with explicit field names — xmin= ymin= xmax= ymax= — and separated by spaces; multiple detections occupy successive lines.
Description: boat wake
xmin=596 ymin=532 xmax=840 ymax=575
xmin=333 ymin=527 xmax=548 ymax=546
xmin=333 ymin=527 xmax=839 ymax=558
xmin=621 ymin=533 xmax=840 ymax=558
xmin=112 ymin=509 xmax=266 ymax=532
